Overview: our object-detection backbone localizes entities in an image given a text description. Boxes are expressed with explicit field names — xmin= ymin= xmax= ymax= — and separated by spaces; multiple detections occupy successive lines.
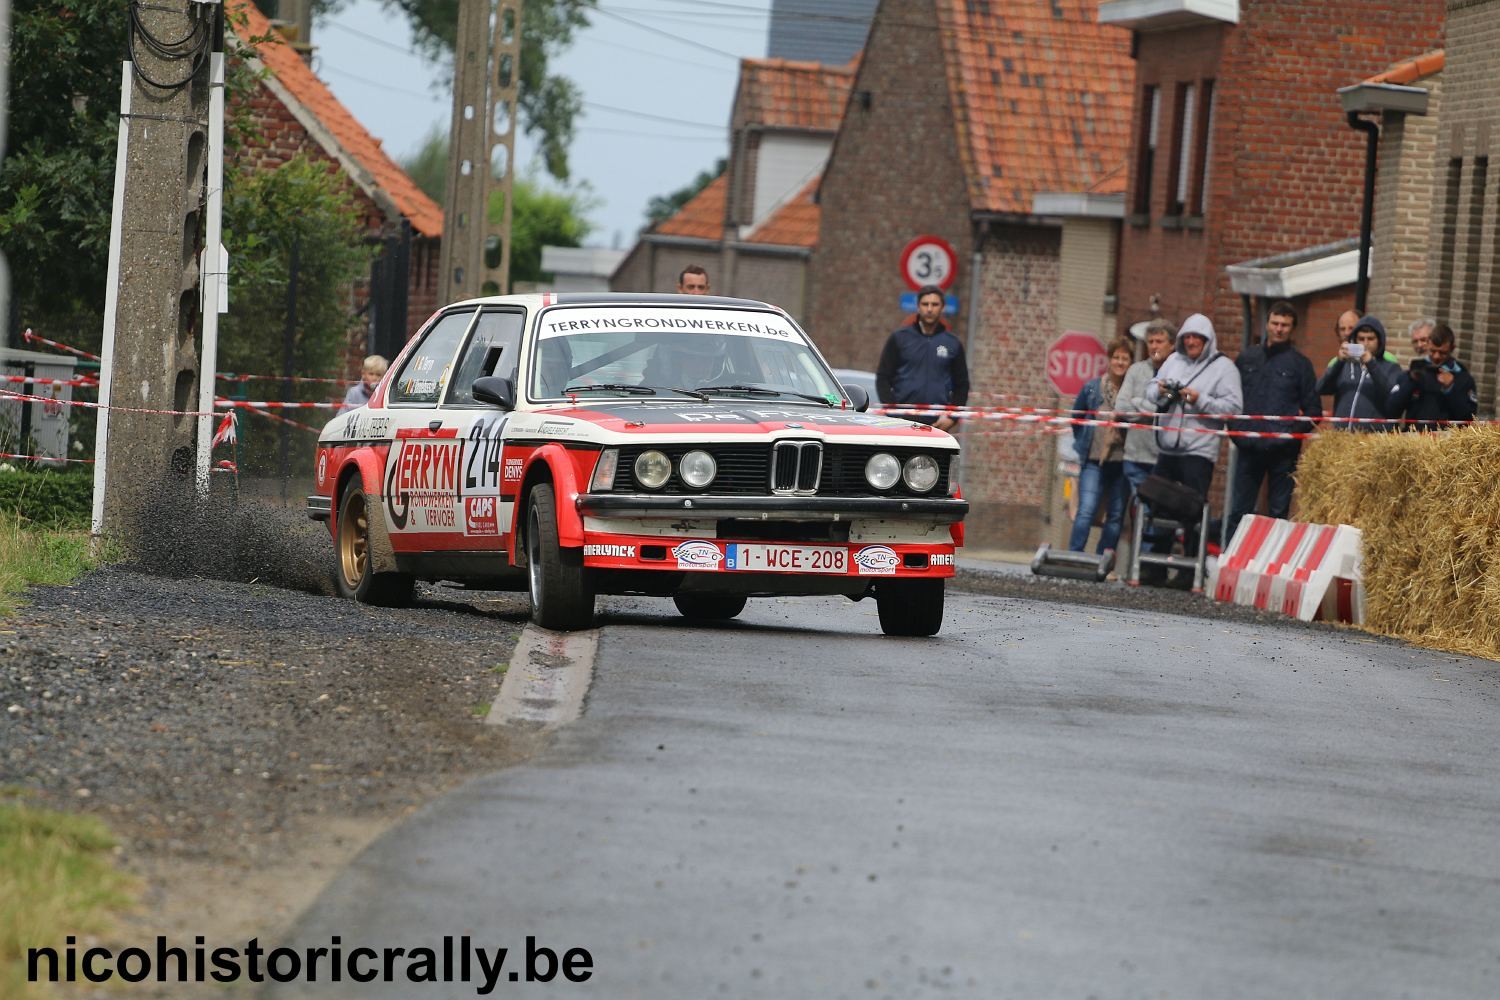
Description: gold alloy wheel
xmin=338 ymin=491 xmax=369 ymax=591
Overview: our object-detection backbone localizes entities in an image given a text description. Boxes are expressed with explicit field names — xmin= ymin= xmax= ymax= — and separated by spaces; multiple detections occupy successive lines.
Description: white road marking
xmin=485 ymin=625 xmax=599 ymax=728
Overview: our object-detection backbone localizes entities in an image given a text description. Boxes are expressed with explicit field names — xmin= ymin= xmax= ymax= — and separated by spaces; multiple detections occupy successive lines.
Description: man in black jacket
xmin=1227 ymin=301 xmax=1321 ymax=543
xmin=1388 ymin=323 xmax=1477 ymax=430
xmin=876 ymin=286 xmax=970 ymax=430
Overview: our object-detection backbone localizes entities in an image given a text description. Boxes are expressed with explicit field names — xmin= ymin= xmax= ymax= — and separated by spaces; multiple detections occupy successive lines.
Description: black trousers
xmin=1227 ymin=442 xmax=1300 ymax=544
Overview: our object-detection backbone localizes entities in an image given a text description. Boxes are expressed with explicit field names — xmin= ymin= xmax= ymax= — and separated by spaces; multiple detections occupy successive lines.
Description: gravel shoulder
xmin=1 ymin=561 xmax=536 ymax=996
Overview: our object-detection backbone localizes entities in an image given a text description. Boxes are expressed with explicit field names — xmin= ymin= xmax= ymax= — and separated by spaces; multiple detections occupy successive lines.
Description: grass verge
xmin=0 ymin=796 xmax=137 ymax=998
xmin=0 ymin=521 xmax=96 ymax=615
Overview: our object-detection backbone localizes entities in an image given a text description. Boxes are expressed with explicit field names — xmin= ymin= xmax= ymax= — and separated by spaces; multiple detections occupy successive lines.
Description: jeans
xmin=1226 ymin=443 xmax=1300 ymax=544
xmin=1123 ymin=460 xmax=1154 ymax=499
xmin=1069 ymin=460 xmax=1127 ymax=554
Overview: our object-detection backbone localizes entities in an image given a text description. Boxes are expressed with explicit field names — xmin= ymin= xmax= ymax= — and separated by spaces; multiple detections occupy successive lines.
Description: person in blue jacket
xmin=1068 ymin=337 xmax=1136 ymax=555
xmin=1315 ymin=315 xmax=1400 ymax=430
xmin=876 ymin=286 xmax=969 ymax=431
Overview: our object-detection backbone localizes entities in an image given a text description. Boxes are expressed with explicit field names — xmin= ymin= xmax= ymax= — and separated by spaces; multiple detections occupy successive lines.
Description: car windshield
xmin=530 ymin=305 xmax=846 ymax=403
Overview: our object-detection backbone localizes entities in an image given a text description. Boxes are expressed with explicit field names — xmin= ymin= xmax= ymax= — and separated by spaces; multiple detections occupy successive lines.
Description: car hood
xmin=509 ymin=401 xmax=959 ymax=448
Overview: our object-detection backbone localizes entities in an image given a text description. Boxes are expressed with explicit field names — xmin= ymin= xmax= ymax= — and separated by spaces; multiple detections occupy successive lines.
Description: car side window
xmin=389 ymin=310 xmax=476 ymax=405
xmin=445 ymin=309 xmax=526 ymax=406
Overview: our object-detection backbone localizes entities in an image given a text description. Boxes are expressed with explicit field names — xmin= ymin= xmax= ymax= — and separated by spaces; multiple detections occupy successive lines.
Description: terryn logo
xmin=853 ymin=545 xmax=900 ymax=575
xmin=672 ymin=541 xmax=722 ymax=570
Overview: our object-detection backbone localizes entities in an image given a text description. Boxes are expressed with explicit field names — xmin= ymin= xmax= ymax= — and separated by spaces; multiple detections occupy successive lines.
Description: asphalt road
xmin=271 ymin=590 xmax=1500 ymax=999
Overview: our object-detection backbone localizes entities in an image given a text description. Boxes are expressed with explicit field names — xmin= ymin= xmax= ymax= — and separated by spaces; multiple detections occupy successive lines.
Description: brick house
xmin=1427 ymin=0 xmax=1500 ymax=408
xmin=1100 ymin=0 xmax=1445 ymax=369
xmin=611 ymin=57 xmax=853 ymax=321
xmin=233 ymin=1 xmax=443 ymax=362
xmin=806 ymin=0 xmax=1134 ymax=550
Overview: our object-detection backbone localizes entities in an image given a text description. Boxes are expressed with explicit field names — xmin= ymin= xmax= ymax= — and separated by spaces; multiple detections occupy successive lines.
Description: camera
xmin=1157 ymin=379 xmax=1185 ymax=412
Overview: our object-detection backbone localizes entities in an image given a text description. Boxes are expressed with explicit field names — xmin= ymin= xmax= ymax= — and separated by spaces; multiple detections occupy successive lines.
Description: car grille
xmin=611 ymin=444 xmax=951 ymax=497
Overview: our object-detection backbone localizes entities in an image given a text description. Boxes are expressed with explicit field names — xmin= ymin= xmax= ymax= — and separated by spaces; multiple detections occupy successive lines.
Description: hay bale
xmin=1296 ymin=426 xmax=1500 ymax=659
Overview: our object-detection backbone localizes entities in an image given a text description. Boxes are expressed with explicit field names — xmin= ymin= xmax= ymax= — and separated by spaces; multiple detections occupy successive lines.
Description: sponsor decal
xmin=672 ymin=540 xmax=723 ymax=571
xmin=503 ymin=457 xmax=524 ymax=482
xmin=384 ymin=439 xmax=462 ymax=530
xmin=316 ymin=453 xmax=327 ymax=487
xmin=853 ymin=545 xmax=900 ymax=576
xmin=930 ymin=553 xmax=955 ymax=566
xmin=538 ymin=421 xmax=575 ymax=437
xmin=464 ymin=496 xmax=500 ymax=536
xmin=584 ymin=544 xmax=637 ymax=558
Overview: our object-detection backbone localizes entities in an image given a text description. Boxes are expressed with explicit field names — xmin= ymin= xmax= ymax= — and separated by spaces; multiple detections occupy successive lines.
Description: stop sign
xmin=1045 ymin=332 xmax=1108 ymax=396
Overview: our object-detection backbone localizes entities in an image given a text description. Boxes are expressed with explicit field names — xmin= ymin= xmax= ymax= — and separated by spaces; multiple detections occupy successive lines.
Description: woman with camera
xmin=1315 ymin=315 xmax=1400 ymax=430
xmin=1067 ymin=337 xmax=1136 ymax=557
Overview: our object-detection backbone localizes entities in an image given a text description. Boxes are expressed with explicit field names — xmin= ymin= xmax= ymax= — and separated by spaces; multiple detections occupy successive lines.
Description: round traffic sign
xmin=900 ymin=235 xmax=958 ymax=291
xmin=1045 ymin=332 xmax=1108 ymax=397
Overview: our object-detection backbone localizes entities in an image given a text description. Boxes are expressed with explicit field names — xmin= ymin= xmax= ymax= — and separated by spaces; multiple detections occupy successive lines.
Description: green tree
xmin=401 ymin=130 xmax=595 ymax=285
xmin=0 ymin=0 xmax=128 ymax=340
xmin=645 ymin=159 xmax=726 ymax=227
xmin=218 ymin=154 xmax=373 ymax=471
xmin=311 ymin=0 xmax=596 ymax=180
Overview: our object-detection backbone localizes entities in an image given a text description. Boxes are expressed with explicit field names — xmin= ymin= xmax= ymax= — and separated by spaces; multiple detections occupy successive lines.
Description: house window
xmin=1133 ymin=86 xmax=1160 ymax=218
xmin=1189 ymin=81 xmax=1215 ymax=217
xmin=1168 ymin=82 xmax=1196 ymax=217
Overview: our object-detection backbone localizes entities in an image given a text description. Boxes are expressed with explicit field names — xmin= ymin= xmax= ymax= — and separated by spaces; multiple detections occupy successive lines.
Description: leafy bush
xmin=0 ymin=467 xmax=94 ymax=530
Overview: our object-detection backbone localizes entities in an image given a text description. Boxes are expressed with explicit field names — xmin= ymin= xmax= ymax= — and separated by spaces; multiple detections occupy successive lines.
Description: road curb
xmin=485 ymin=625 xmax=599 ymax=728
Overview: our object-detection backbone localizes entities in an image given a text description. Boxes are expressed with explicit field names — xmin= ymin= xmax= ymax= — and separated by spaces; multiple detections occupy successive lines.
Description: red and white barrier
xmin=1210 ymin=514 xmax=1364 ymax=624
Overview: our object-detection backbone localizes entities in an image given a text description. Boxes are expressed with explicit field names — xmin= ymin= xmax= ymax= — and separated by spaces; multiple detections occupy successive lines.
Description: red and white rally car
xmin=308 ymin=293 xmax=967 ymax=634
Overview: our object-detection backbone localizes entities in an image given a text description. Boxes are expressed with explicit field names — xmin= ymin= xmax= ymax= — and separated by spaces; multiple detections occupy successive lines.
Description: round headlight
xmin=679 ymin=450 xmax=717 ymax=488
xmin=865 ymin=452 xmax=900 ymax=490
xmin=634 ymin=450 xmax=672 ymax=489
xmin=903 ymin=454 xmax=941 ymax=492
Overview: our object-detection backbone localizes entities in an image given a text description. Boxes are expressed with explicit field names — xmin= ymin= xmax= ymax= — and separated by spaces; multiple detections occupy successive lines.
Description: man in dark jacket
xmin=1387 ymin=323 xmax=1478 ymax=430
xmin=1227 ymin=301 xmax=1321 ymax=543
xmin=876 ymin=285 xmax=969 ymax=430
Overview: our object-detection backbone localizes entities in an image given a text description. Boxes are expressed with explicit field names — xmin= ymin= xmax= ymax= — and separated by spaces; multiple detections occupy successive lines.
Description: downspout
xmin=960 ymin=220 xmax=989 ymax=494
xmin=1347 ymin=112 xmax=1379 ymax=315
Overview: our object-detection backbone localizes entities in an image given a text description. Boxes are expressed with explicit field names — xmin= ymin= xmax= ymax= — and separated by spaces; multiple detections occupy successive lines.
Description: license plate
xmin=725 ymin=544 xmax=848 ymax=574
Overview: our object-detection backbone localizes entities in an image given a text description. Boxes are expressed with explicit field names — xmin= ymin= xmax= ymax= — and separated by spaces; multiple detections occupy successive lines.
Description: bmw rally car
xmin=308 ymin=294 xmax=968 ymax=634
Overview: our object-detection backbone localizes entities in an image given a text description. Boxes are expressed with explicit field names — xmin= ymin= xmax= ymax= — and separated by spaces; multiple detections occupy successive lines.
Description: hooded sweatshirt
xmin=1314 ymin=316 xmax=1399 ymax=429
xmin=1146 ymin=313 xmax=1243 ymax=461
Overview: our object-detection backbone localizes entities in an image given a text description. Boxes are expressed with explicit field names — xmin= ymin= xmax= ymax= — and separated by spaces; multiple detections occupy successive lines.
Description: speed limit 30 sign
xmin=900 ymin=235 xmax=958 ymax=291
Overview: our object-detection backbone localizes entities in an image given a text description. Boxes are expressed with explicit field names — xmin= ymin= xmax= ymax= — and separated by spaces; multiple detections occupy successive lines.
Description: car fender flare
xmin=335 ymin=448 xmax=399 ymax=574
xmin=510 ymin=444 xmax=586 ymax=561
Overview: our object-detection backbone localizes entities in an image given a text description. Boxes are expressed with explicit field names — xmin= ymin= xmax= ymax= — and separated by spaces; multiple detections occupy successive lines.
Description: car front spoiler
xmin=576 ymin=493 xmax=968 ymax=523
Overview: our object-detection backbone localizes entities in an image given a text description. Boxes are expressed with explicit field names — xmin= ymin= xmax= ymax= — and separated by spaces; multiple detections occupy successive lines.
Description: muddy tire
xmin=672 ymin=593 xmax=748 ymax=621
xmin=335 ymin=482 xmax=414 ymax=607
xmin=526 ymin=483 xmax=595 ymax=631
xmin=875 ymin=579 xmax=944 ymax=636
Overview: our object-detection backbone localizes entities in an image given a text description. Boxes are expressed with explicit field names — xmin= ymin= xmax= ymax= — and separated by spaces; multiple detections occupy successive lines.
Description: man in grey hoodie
xmin=1145 ymin=313 xmax=1243 ymax=555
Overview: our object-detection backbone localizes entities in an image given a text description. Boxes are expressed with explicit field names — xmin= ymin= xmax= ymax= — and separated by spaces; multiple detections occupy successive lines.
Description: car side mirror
xmin=842 ymin=383 xmax=870 ymax=413
xmin=472 ymin=375 xmax=515 ymax=410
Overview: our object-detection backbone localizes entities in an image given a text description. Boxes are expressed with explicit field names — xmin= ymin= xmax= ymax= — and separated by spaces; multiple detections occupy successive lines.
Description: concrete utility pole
xmin=93 ymin=0 xmax=222 ymax=540
xmin=438 ymin=0 xmax=522 ymax=302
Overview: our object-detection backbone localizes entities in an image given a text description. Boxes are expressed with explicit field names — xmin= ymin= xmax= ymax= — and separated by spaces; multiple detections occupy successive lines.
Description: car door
xmin=440 ymin=307 xmax=527 ymax=553
xmin=379 ymin=307 xmax=477 ymax=552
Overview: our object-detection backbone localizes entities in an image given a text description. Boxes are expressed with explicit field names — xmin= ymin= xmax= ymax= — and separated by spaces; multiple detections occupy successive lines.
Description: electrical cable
xmin=126 ymin=0 xmax=213 ymax=94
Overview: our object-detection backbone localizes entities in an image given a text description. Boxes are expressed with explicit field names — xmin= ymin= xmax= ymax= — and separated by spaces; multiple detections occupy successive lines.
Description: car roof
xmin=444 ymin=291 xmax=780 ymax=311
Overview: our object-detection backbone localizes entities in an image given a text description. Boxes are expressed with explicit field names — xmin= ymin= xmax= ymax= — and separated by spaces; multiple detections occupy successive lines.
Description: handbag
xmin=1136 ymin=473 xmax=1204 ymax=522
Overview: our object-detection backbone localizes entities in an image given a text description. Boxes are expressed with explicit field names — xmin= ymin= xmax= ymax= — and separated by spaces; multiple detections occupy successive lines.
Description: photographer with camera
xmin=1387 ymin=323 xmax=1477 ymax=430
xmin=1315 ymin=315 xmax=1400 ymax=430
xmin=1144 ymin=314 xmax=1242 ymax=567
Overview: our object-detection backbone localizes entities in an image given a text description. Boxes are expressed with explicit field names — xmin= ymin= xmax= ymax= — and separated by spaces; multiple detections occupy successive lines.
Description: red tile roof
xmin=1366 ymin=50 xmax=1445 ymax=85
xmin=230 ymin=0 xmax=443 ymax=238
xmin=935 ymin=0 xmax=1134 ymax=214
xmin=746 ymin=176 xmax=821 ymax=247
xmin=1087 ymin=161 xmax=1128 ymax=196
xmin=654 ymin=173 xmax=727 ymax=240
xmin=735 ymin=57 xmax=855 ymax=131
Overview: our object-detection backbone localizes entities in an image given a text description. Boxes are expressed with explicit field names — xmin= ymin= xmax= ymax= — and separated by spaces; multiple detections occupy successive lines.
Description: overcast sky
xmin=312 ymin=0 xmax=773 ymax=250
